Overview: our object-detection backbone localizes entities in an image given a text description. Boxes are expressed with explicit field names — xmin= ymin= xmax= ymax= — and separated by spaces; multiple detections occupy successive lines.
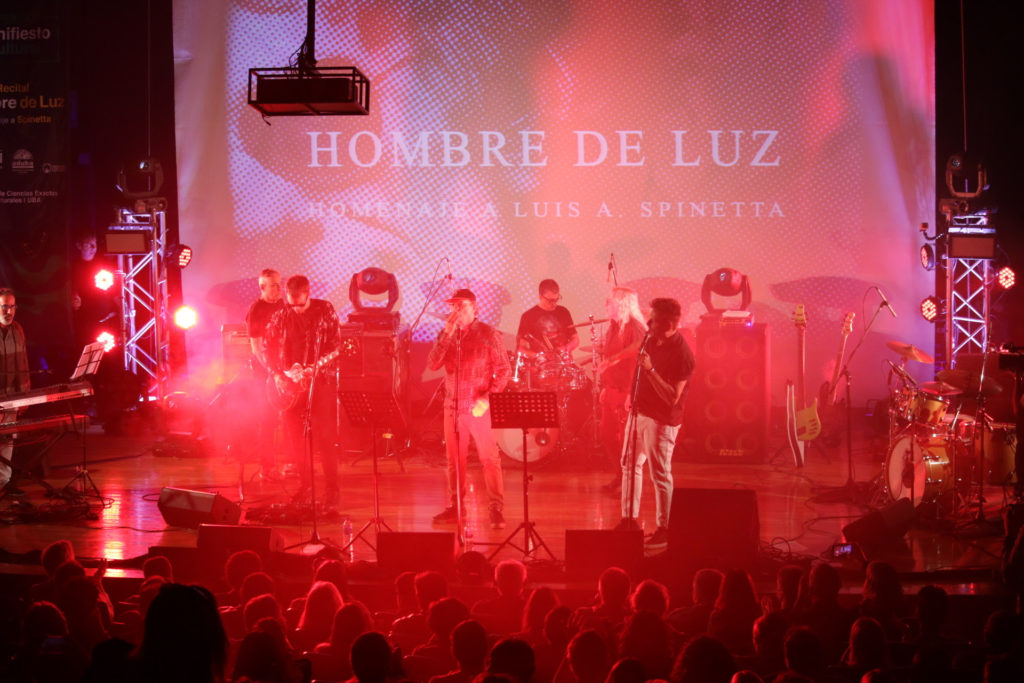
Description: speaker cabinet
xmin=681 ymin=322 xmax=770 ymax=464
xmin=157 ymin=487 xmax=241 ymax=528
xmin=377 ymin=532 xmax=456 ymax=575
xmin=565 ymin=529 xmax=644 ymax=579
xmin=197 ymin=524 xmax=285 ymax=553
xmin=668 ymin=488 xmax=760 ymax=573
xmin=842 ymin=498 xmax=915 ymax=549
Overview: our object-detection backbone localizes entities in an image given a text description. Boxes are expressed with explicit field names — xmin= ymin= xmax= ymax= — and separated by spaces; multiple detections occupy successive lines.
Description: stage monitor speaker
xmin=157 ymin=487 xmax=241 ymax=529
xmin=681 ymin=322 xmax=770 ymax=464
xmin=197 ymin=524 xmax=285 ymax=553
xmin=842 ymin=498 xmax=915 ymax=548
xmin=565 ymin=529 xmax=644 ymax=579
xmin=668 ymin=488 xmax=759 ymax=573
xmin=377 ymin=532 xmax=456 ymax=575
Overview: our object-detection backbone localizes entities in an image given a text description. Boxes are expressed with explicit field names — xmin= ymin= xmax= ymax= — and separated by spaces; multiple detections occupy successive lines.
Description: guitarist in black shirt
xmin=264 ymin=275 xmax=342 ymax=504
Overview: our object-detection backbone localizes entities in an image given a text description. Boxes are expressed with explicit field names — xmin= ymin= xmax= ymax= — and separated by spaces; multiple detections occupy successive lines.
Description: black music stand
xmin=60 ymin=342 xmax=106 ymax=503
xmin=487 ymin=391 xmax=559 ymax=561
xmin=337 ymin=389 xmax=405 ymax=556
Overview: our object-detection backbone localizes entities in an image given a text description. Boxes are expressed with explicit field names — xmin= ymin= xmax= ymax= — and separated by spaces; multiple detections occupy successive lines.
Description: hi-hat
xmin=572 ymin=318 xmax=609 ymax=328
xmin=886 ymin=341 xmax=934 ymax=363
xmin=936 ymin=369 xmax=1003 ymax=397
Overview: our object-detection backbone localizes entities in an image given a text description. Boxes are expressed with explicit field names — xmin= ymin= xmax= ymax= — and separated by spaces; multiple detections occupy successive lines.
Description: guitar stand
xmin=337 ymin=390 xmax=405 ymax=557
xmin=484 ymin=391 xmax=559 ymax=562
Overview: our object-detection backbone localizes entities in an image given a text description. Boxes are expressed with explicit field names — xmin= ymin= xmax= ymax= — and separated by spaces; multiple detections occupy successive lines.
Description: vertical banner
xmin=0 ymin=0 xmax=70 ymax=360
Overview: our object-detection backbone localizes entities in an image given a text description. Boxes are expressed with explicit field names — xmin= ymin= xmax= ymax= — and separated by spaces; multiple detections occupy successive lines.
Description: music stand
xmin=61 ymin=342 xmax=106 ymax=503
xmin=337 ymin=389 xmax=405 ymax=555
xmin=487 ymin=391 xmax=559 ymax=561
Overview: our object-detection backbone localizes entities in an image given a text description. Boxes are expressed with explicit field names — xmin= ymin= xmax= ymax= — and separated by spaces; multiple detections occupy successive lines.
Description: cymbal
xmin=936 ymin=369 xmax=1003 ymax=397
xmin=917 ymin=380 xmax=962 ymax=397
xmin=886 ymin=341 xmax=934 ymax=363
xmin=572 ymin=318 xmax=609 ymax=328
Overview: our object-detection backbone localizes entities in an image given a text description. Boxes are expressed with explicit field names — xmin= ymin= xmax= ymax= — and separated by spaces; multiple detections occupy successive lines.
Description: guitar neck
xmin=795 ymin=326 xmax=807 ymax=408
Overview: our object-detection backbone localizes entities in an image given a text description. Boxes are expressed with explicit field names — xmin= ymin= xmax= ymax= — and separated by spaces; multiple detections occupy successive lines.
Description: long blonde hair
xmin=608 ymin=287 xmax=646 ymax=328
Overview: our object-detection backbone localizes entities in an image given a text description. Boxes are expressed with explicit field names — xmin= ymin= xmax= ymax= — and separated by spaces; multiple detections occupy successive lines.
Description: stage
xmin=0 ymin=412 xmax=1013 ymax=599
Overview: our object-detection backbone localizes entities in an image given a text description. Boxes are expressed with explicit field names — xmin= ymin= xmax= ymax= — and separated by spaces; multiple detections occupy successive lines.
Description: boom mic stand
xmin=812 ymin=300 xmax=885 ymax=505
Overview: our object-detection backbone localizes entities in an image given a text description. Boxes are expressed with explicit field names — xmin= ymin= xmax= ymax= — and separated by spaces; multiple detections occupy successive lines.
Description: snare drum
xmin=885 ymin=433 xmax=953 ymax=504
xmin=908 ymin=390 xmax=950 ymax=429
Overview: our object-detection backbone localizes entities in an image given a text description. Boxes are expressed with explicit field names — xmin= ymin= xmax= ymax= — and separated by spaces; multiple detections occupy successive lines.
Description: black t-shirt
xmin=517 ymin=305 xmax=575 ymax=351
xmin=245 ymin=298 xmax=285 ymax=378
xmin=635 ymin=331 xmax=695 ymax=426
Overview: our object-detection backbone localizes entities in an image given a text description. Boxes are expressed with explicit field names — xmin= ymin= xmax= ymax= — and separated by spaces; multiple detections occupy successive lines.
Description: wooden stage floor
xmin=0 ymin=417 xmax=1014 ymax=592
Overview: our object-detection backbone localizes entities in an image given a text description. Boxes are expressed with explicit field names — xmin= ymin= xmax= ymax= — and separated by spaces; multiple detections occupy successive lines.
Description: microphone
xmin=445 ymin=258 xmax=453 ymax=281
xmin=877 ymin=287 xmax=897 ymax=318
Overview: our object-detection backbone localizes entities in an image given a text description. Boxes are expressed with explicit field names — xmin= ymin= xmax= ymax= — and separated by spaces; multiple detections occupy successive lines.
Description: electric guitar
xmin=818 ymin=312 xmax=855 ymax=443
xmin=785 ymin=305 xmax=821 ymax=467
xmin=266 ymin=348 xmax=341 ymax=411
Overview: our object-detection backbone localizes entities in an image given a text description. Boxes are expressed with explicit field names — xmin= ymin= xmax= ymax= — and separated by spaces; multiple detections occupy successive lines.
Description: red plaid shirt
xmin=427 ymin=319 xmax=511 ymax=413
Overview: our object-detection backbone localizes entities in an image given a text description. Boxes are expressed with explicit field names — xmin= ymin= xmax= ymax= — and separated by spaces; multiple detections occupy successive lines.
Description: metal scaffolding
xmin=113 ymin=208 xmax=170 ymax=401
xmin=942 ymin=215 xmax=996 ymax=367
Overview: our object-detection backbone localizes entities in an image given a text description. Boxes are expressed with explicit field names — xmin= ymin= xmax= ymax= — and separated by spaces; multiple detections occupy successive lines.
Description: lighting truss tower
xmin=112 ymin=208 xmax=171 ymax=401
xmin=941 ymin=215 xmax=995 ymax=367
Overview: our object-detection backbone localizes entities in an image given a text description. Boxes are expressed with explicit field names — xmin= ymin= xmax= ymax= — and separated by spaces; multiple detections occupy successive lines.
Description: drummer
xmin=516 ymin=279 xmax=580 ymax=357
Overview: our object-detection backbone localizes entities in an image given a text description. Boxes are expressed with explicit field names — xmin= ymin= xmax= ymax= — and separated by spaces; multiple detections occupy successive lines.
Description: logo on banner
xmin=42 ymin=162 xmax=66 ymax=174
xmin=11 ymin=149 xmax=33 ymax=174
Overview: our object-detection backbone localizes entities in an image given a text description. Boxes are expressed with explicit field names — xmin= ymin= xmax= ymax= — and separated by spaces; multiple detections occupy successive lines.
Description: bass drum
xmin=885 ymin=433 xmax=953 ymax=505
xmin=496 ymin=427 xmax=559 ymax=468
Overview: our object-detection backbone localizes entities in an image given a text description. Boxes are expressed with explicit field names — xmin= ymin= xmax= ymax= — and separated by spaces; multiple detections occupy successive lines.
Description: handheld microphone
xmin=877 ymin=287 xmax=897 ymax=318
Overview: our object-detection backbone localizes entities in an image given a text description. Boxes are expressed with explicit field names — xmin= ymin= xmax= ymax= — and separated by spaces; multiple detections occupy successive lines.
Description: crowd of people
xmin=2 ymin=538 xmax=1023 ymax=683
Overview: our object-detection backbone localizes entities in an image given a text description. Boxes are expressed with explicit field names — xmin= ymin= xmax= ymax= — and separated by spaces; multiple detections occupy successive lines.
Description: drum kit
xmin=882 ymin=340 xmax=1016 ymax=514
xmin=496 ymin=319 xmax=608 ymax=466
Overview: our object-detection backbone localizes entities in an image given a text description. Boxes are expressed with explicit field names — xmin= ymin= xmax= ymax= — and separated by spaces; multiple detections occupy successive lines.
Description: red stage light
xmin=997 ymin=266 xmax=1015 ymax=289
xmin=94 ymin=269 xmax=115 ymax=291
xmin=173 ymin=305 xmax=198 ymax=329
xmin=96 ymin=331 xmax=117 ymax=352
xmin=167 ymin=244 xmax=193 ymax=268
xmin=920 ymin=296 xmax=941 ymax=322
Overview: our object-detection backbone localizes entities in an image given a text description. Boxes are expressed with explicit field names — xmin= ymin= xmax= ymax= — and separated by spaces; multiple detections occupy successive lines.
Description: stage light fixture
xmin=96 ymin=331 xmax=117 ymax=352
xmin=997 ymin=266 xmax=1016 ymax=289
xmin=919 ymin=245 xmax=936 ymax=271
xmin=920 ymin=296 xmax=942 ymax=322
xmin=700 ymin=267 xmax=752 ymax=314
xmin=173 ymin=306 xmax=198 ymax=330
xmin=349 ymin=267 xmax=399 ymax=312
xmin=94 ymin=268 xmax=115 ymax=291
xmin=166 ymin=244 xmax=193 ymax=268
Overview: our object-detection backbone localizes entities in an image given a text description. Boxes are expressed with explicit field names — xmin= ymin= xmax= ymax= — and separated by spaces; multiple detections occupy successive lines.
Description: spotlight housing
xmin=919 ymin=245 xmax=936 ymax=271
xmin=166 ymin=244 xmax=193 ymax=268
xmin=173 ymin=306 xmax=198 ymax=330
xmin=94 ymin=269 xmax=115 ymax=291
xmin=997 ymin=266 xmax=1016 ymax=289
xmin=920 ymin=296 xmax=942 ymax=323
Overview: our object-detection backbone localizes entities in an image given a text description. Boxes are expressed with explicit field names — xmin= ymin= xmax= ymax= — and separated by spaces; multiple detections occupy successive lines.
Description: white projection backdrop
xmin=172 ymin=0 xmax=935 ymax=404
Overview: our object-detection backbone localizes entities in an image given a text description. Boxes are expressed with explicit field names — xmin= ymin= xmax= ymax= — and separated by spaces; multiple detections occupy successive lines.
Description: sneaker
xmin=614 ymin=517 xmax=642 ymax=532
xmin=433 ymin=506 xmax=460 ymax=523
xmin=645 ymin=526 xmax=669 ymax=547
xmin=489 ymin=508 xmax=506 ymax=530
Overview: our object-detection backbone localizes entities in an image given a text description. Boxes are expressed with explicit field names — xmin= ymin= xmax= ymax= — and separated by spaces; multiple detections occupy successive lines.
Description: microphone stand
xmin=286 ymin=312 xmax=340 ymax=554
xmin=452 ymin=323 xmax=466 ymax=545
xmin=813 ymin=300 xmax=886 ymax=505
xmin=623 ymin=327 xmax=653 ymax=526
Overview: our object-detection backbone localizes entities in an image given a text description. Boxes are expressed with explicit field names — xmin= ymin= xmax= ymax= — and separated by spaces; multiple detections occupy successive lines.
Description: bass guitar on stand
xmin=785 ymin=304 xmax=821 ymax=467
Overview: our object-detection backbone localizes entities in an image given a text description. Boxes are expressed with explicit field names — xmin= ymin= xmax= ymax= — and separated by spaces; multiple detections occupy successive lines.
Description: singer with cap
xmin=427 ymin=288 xmax=512 ymax=530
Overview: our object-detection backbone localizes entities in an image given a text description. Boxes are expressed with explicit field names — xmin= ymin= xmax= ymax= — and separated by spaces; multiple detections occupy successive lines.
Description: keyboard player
xmin=1 ymin=287 xmax=30 ymax=491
